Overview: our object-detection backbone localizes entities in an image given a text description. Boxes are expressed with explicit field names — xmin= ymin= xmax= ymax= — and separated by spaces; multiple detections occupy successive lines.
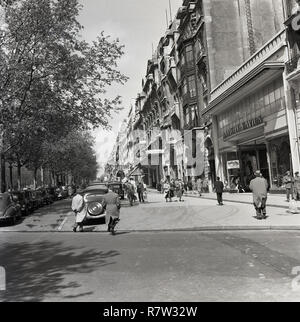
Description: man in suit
xmin=249 ymin=170 xmax=269 ymax=220
xmin=104 ymin=189 xmax=121 ymax=234
xmin=137 ymin=181 xmax=145 ymax=203
xmin=214 ymin=177 xmax=224 ymax=206
xmin=283 ymin=171 xmax=293 ymax=202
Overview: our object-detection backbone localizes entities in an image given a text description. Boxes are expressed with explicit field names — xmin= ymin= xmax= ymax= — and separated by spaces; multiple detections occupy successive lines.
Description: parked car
xmin=0 ymin=192 xmax=22 ymax=225
xmin=31 ymin=190 xmax=43 ymax=209
xmin=46 ymin=187 xmax=57 ymax=202
xmin=81 ymin=184 xmax=108 ymax=226
xmin=57 ymin=187 xmax=68 ymax=200
xmin=10 ymin=191 xmax=31 ymax=216
xmin=38 ymin=188 xmax=53 ymax=206
xmin=107 ymin=181 xmax=125 ymax=200
xmin=23 ymin=190 xmax=35 ymax=213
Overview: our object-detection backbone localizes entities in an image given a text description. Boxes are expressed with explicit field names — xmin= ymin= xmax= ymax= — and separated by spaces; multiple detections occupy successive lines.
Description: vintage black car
xmin=57 ymin=187 xmax=68 ymax=200
xmin=38 ymin=188 xmax=53 ymax=206
xmin=23 ymin=190 xmax=35 ymax=213
xmin=81 ymin=184 xmax=108 ymax=225
xmin=0 ymin=193 xmax=22 ymax=225
xmin=10 ymin=191 xmax=32 ymax=216
xmin=107 ymin=181 xmax=125 ymax=200
xmin=31 ymin=190 xmax=44 ymax=209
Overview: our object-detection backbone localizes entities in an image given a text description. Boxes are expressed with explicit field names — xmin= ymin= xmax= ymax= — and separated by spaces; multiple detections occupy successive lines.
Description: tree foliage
xmin=0 ymin=0 xmax=128 ymax=186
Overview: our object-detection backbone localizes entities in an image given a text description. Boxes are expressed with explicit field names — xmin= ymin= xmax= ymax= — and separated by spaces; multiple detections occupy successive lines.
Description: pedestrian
xmin=71 ymin=187 xmax=86 ymax=232
xmin=283 ymin=171 xmax=293 ymax=202
xmin=197 ymin=178 xmax=203 ymax=197
xmin=169 ymin=179 xmax=176 ymax=202
xmin=192 ymin=178 xmax=197 ymax=195
xmin=160 ymin=178 xmax=165 ymax=194
xmin=164 ymin=181 xmax=171 ymax=202
xmin=129 ymin=177 xmax=137 ymax=201
xmin=214 ymin=177 xmax=224 ymax=206
xmin=294 ymin=172 xmax=300 ymax=201
xmin=137 ymin=181 xmax=145 ymax=203
xmin=175 ymin=180 xmax=183 ymax=202
xmin=249 ymin=170 xmax=269 ymax=220
xmin=143 ymin=182 xmax=148 ymax=202
xmin=104 ymin=189 xmax=121 ymax=234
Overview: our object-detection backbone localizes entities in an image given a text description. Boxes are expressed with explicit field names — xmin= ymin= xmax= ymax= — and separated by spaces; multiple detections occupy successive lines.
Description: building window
xmin=188 ymin=75 xmax=197 ymax=98
xmin=184 ymin=107 xmax=190 ymax=126
xmin=182 ymin=78 xmax=188 ymax=96
xmin=180 ymin=52 xmax=186 ymax=67
xmin=186 ymin=44 xmax=194 ymax=67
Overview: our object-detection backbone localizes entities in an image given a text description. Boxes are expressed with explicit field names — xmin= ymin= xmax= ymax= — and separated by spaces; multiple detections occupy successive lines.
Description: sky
xmin=78 ymin=0 xmax=183 ymax=175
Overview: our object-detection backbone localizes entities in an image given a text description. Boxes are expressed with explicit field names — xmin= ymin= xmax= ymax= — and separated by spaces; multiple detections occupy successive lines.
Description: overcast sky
xmin=78 ymin=0 xmax=183 ymax=175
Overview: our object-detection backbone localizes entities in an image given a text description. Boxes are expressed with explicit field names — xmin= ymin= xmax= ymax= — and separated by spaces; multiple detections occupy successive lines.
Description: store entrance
xmin=239 ymin=145 xmax=269 ymax=189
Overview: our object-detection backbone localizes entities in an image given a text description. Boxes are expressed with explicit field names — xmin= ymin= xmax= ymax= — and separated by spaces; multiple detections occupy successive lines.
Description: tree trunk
xmin=9 ymin=163 xmax=13 ymax=190
xmin=41 ymin=167 xmax=44 ymax=187
xmin=33 ymin=168 xmax=38 ymax=190
xmin=17 ymin=161 xmax=21 ymax=190
xmin=1 ymin=153 xmax=6 ymax=193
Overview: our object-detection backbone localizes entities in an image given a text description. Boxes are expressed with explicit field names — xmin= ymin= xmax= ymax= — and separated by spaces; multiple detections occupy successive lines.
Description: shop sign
xmin=227 ymin=160 xmax=240 ymax=170
xmin=285 ymin=12 xmax=300 ymax=49
xmin=223 ymin=116 xmax=263 ymax=139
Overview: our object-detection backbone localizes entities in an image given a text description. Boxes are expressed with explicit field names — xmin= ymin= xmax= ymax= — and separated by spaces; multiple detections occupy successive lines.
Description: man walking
xmin=249 ymin=170 xmax=269 ymax=220
xmin=294 ymin=172 xmax=300 ymax=201
xmin=71 ymin=187 xmax=86 ymax=232
xmin=137 ymin=181 xmax=145 ymax=203
xmin=104 ymin=189 xmax=121 ymax=234
xmin=214 ymin=177 xmax=224 ymax=206
xmin=283 ymin=171 xmax=293 ymax=202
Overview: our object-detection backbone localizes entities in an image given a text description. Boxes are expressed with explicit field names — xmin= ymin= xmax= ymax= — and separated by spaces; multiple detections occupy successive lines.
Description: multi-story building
xmin=201 ymin=0 xmax=296 ymax=191
xmin=108 ymin=0 xmax=300 ymax=193
xmin=283 ymin=0 xmax=300 ymax=177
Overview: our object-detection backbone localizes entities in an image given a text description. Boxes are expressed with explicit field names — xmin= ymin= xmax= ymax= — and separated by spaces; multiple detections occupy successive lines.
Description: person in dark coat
xmin=283 ymin=171 xmax=293 ymax=202
xmin=103 ymin=189 xmax=121 ymax=233
xmin=137 ymin=181 xmax=145 ymax=203
xmin=214 ymin=177 xmax=224 ymax=206
xmin=249 ymin=170 xmax=269 ymax=220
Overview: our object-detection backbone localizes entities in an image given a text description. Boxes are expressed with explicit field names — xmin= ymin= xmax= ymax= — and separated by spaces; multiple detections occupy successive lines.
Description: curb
xmin=184 ymin=194 xmax=290 ymax=210
xmin=1 ymin=226 xmax=300 ymax=233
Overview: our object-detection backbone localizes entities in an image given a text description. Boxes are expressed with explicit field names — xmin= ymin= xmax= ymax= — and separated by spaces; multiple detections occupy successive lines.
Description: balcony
xmin=176 ymin=6 xmax=187 ymax=20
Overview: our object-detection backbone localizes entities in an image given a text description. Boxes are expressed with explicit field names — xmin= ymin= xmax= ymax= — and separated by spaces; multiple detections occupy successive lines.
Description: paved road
xmin=1 ymin=192 xmax=300 ymax=302
xmin=0 ymin=231 xmax=300 ymax=302
xmin=0 ymin=192 xmax=299 ymax=232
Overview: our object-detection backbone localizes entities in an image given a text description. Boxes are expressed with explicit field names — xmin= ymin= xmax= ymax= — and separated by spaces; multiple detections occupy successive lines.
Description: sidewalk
xmin=184 ymin=191 xmax=291 ymax=209
xmin=149 ymin=188 xmax=292 ymax=209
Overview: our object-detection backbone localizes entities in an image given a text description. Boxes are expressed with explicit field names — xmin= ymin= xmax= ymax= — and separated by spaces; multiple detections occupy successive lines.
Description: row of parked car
xmin=0 ymin=186 xmax=72 ymax=226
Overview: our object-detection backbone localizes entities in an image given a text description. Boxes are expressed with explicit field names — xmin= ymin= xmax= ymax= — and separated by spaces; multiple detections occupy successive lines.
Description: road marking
xmin=58 ymin=216 xmax=69 ymax=231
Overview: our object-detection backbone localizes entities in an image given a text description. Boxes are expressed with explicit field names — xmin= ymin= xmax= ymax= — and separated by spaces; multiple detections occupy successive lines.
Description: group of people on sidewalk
xmin=213 ymin=170 xmax=300 ymax=220
xmin=162 ymin=179 xmax=184 ymax=202
xmin=282 ymin=171 xmax=300 ymax=202
xmin=123 ymin=178 xmax=147 ymax=204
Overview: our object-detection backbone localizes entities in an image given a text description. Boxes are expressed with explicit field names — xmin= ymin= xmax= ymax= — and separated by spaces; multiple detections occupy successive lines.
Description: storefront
xmin=217 ymin=77 xmax=291 ymax=191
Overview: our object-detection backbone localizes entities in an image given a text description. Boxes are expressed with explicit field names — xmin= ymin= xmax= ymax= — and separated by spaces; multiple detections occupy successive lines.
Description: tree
xmin=0 ymin=0 xmax=128 ymax=191
xmin=41 ymin=130 xmax=99 ymax=186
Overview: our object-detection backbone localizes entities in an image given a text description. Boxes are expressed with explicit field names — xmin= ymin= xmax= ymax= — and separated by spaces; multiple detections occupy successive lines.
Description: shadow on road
xmin=0 ymin=240 xmax=120 ymax=302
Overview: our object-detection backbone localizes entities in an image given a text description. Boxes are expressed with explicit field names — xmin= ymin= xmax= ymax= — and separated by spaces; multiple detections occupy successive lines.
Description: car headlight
xmin=88 ymin=202 xmax=103 ymax=216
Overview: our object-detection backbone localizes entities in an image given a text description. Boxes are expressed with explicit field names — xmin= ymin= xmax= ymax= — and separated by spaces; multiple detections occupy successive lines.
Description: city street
xmin=0 ymin=192 xmax=300 ymax=302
